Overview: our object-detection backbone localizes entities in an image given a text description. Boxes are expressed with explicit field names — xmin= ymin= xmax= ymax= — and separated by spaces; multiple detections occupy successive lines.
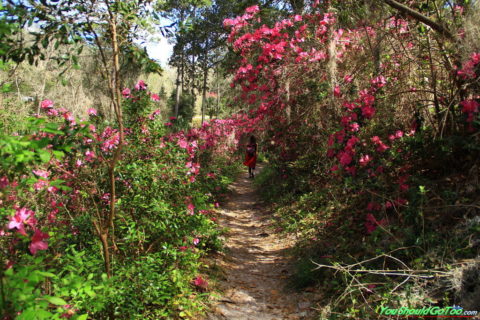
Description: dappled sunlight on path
xmin=206 ymin=166 xmax=318 ymax=320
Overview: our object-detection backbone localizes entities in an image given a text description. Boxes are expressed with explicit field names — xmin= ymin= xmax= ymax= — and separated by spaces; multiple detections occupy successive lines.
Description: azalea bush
xmin=224 ymin=2 xmax=480 ymax=318
xmin=0 ymin=79 xmax=244 ymax=319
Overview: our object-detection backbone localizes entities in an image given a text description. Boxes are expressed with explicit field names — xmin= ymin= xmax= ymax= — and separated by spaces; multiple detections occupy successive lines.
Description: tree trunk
xmin=104 ymin=4 xmax=124 ymax=279
xmin=191 ymin=54 xmax=196 ymax=122
xmin=201 ymin=66 xmax=207 ymax=124
xmin=285 ymin=77 xmax=291 ymax=123
xmin=216 ymin=67 xmax=220 ymax=118
xmin=327 ymin=10 xmax=340 ymax=117
xmin=174 ymin=67 xmax=181 ymax=117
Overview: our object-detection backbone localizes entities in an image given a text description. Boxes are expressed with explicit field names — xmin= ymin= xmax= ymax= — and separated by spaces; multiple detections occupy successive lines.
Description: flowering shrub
xmin=0 ymin=79 xmax=244 ymax=319
xmin=224 ymin=3 xmax=480 ymax=319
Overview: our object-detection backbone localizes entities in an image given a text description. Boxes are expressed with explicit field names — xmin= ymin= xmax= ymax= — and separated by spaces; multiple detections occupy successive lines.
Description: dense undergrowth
xmin=256 ymin=129 xmax=480 ymax=318
xmin=221 ymin=2 xmax=480 ymax=319
xmin=0 ymin=81 xmax=243 ymax=319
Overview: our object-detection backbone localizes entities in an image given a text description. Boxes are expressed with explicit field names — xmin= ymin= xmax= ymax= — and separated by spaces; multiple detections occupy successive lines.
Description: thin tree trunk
xmin=103 ymin=3 xmax=124 ymax=279
xmin=426 ymin=33 xmax=441 ymax=128
xmin=216 ymin=67 xmax=220 ymax=118
xmin=201 ymin=66 xmax=207 ymax=124
xmin=191 ymin=55 xmax=196 ymax=122
xmin=174 ymin=67 xmax=181 ymax=117
xmin=181 ymin=55 xmax=185 ymax=93
xmin=327 ymin=8 xmax=340 ymax=117
xmin=285 ymin=77 xmax=291 ymax=123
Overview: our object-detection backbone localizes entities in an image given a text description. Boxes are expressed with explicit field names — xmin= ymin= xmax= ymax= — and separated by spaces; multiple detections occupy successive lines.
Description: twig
xmin=312 ymin=262 xmax=446 ymax=279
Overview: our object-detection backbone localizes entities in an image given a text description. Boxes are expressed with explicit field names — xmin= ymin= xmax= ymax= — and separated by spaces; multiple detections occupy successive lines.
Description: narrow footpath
xmin=206 ymin=166 xmax=318 ymax=320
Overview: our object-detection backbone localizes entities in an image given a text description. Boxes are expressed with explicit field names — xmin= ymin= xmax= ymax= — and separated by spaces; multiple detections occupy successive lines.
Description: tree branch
xmin=383 ymin=0 xmax=455 ymax=40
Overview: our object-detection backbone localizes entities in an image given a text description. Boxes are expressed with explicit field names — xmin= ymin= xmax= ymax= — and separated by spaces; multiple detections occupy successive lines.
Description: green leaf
xmin=42 ymin=127 xmax=65 ymax=135
xmin=76 ymin=315 xmax=88 ymax=320
xmin=1 ymin=83 xmax=12 ymax=93
xmin=84 ymin=286 xmax=95 ymax=297
xmin=45 ymin=295 xmax=68 ymax=305
xmin=37 ymin=271 xmax=56 ymax=278
xmin=52 ymin=150 xmax=65 ymax=159
xmin=33 ymin=309 xmax=53 ymax=319
xmin=38 ymin=150 xmax=51 ymax=163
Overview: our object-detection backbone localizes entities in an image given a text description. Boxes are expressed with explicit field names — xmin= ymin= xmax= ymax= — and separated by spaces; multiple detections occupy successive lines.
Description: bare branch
xmin=383 ymin=0 xmax=456 ymax=40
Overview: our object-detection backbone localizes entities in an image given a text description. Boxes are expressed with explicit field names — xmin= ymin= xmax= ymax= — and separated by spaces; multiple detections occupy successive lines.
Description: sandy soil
xmin=206 ymin=167 xmax=319 ymax=320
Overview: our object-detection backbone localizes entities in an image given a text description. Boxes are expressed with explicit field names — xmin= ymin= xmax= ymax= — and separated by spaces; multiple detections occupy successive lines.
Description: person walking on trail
xmin=244 ymin=135 xmax=258 ymax=178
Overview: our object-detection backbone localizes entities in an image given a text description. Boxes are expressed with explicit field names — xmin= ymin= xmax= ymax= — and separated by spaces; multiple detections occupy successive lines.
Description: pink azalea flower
xmin=63 ymin=112 xmax=74 ymax=122
xmin=134 ymin=80 xmax=147 ymax=91
xmin=29 ymin=229 xmax=49 ymax=255
xmin=460 ymin=100 xmax=479 ymax=113
xmin=365 ymin=213 xmax=387 ymax=234
xmin=338 ymin=151 xmax=352 ymax=166
xmin=47 ymin=186 xmax=58 ymax=193
xmin=333 ymin=85 xmax=341 ymax=97
xmin=362 ymin=105 xmax=376 ymax=119
xmin=245 ymin=5 xmax=259 ymax=14
xmin=0 ymin=176 xmax=9 ymax=189
xmin=193 ymin=276 xmax=208 ymax=289
xmin=150 ymin=93 xmax=160 ymax=101
xmin=164 ymin=122 xmax=173 ymax=127
xmin=345 ymin=166 xmax=357 ymax=176
xmin=149 ymin=109 xmax=161 ymax=120
xmin=350 ymin=122 xmax=360 ymax=132
xmin=359 ymin=154 xmax=372 ymax=166
xmin=8 ymin=208 xmax=32 ymax=235
xmin=34 ymin=180 xmax=49 ymax=191
xmin=344 ymin=75 xmax=353 ymax=83
xmin=178 ymin=139 xmax=188 ymax=149
xmin=6 ymin=260 xmax=14 ymax=269
xmin=193 ymin=238 xmax=200 ymax=246
xmin=207 ymin=172 xmax=216 ymax=179
xmin=371 ymin=75 xmax=386 ymax=88
xmin=187 ymin=203 xmax=195 ymax=215
xmin=376 ymin=142 xmax=389 ymax=153
xmin=41 ymin=100 xmax=54 ymax=109
xmin=87 ymin=108 xmax=97 ymax=116
xmin=471 ymin=52 xmax=480 ymax=64
xmin=122 ymin=88 xmax=131 ymax=98
xmin=85 ymin=150 xmax=95 ymax=161
xmin=47 ymin=108 xmax=59 ymax=117
xmin=32 ymin=169 xmax=50 ymax=178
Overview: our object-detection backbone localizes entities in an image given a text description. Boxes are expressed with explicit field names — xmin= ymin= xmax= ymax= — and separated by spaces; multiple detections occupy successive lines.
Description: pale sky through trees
xmin=145 ymin=36 xmax=173 ymax=67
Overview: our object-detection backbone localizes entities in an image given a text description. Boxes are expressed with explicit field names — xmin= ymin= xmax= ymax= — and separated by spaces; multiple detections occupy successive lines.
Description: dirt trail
xmin=206 ymin=166 xmax=317 ymax=320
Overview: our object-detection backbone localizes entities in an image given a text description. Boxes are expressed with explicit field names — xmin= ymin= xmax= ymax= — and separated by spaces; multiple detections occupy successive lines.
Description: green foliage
xmin=0 ymin=82 xmax=242 ymax=319
xmin=169 ymin=91 xmax=195 ymax=125
xmin=1 ymin=256 xmax=91 ymax=320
